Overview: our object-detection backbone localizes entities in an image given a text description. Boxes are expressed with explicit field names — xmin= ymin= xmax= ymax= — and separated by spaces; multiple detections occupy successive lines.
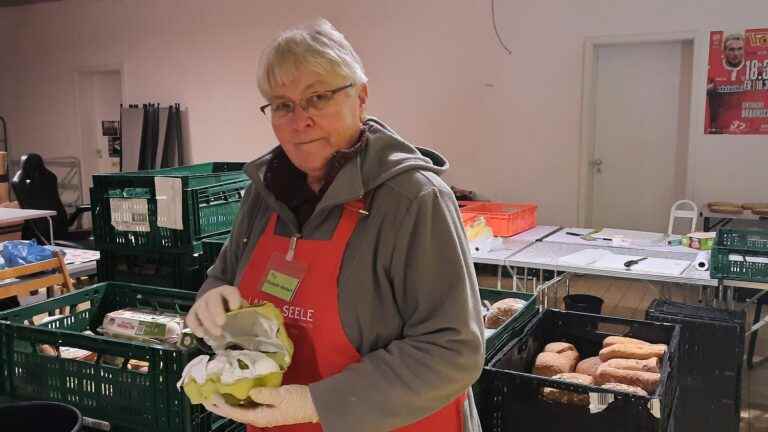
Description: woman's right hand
xmin=186 ymin=285 xmax=242 ymax=338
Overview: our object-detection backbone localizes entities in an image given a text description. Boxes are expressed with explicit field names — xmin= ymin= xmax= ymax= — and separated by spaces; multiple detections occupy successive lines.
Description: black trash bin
xmin=563 ymin=294 xmax=604 ymax=329
xmin=563 ymin=294 xmax=604 ymax=315
xmin=0 ymin=401 xmax=82 ymax=432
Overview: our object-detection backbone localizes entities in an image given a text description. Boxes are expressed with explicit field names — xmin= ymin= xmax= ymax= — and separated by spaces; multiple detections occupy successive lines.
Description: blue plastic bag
xmin=1 ymin=240 xmax=57 ymax=268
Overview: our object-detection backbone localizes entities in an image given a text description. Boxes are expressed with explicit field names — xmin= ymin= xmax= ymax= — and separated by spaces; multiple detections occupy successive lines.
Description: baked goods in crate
xmin=575 ymin=356 xmax=602 ymax=377
xmin=602 ymin=336 xmax=651 ymax=347
xmin=602 ymin=357 xmax=659 ymax=374
xmin=595 ymin=366 xmax=660 ymax=393
xmin=599 ymin=343 xmax=666 ymax=362
xmin=600 ymin=382 xmax=649 ymax=397
xmin=534 ymin=342 xmax=581 ymax=377
xmin=484 ymin=297 xmax=527 ymax=329
xmin=541 ymin=373 xmax=593 ymax=406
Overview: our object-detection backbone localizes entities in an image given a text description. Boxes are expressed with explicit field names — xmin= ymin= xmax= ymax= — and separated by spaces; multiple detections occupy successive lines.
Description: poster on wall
xmin=705 ymin=28 xmax=768 ymax=135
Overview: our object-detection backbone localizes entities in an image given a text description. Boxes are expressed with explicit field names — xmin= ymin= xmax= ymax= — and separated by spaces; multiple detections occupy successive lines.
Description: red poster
xmin=705 ymin=28 xmax=768 ymax=134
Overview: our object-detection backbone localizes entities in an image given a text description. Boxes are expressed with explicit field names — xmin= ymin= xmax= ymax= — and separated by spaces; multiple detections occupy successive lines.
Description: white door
xmin=591 ymin=41 xmax=692 ymax=232
xmin=77 ymin=70 xmax=122 ymax=227
xmin=77 ymin=70 xmax=122 ymax=189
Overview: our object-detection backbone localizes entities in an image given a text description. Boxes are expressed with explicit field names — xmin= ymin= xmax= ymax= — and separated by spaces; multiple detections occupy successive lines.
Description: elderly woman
xmin=186 ymin=19 xmax=484 ymax=432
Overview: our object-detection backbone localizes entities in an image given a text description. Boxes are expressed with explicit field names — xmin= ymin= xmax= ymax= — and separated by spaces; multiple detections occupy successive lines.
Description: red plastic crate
xmin=460 ymin=202 xmax=537 ymax=237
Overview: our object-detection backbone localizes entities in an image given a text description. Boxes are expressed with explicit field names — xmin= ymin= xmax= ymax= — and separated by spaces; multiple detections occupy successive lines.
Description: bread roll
xmin=595 ymin=366 xmax=660 ymax=393
xmin=534 ymin=352 xmax=577 ymax=377
xmin=602 ymin=336 xmax=651 ymax=348
xmin=544 ymin=342 xmax=577 ymax=354
xmin=600 ymin=383 xmax=649 ymax=397
xmin=599 ymin=343 xmax=666 ymax=362
xmin=575 ymin=356 xmax=603 ymax=377
xmin=484 ymin=298 xmax=527 ymax=329
xmin=559 ymin=349 xmax=581 ymax=366
xmin=541 ymin=373 xmax=593 ymax=406
xmin=37 ymin=344 xmax=58 ymax=356
xmin=603 ymin=358 xmax=659 ymax=374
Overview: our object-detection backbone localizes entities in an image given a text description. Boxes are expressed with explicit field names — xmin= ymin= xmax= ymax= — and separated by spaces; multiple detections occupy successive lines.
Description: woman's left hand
xmin=203 ymin=384 xmax=320 ymax=427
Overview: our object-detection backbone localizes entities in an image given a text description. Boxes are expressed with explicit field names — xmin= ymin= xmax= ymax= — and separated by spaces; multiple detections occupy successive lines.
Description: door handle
xmin=590 ymin=158 xmax=603 ymax=173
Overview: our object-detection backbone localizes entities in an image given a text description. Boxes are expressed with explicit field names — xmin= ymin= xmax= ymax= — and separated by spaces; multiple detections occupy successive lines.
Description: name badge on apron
xmin=260 ymin=236 xmax=307 ymax=302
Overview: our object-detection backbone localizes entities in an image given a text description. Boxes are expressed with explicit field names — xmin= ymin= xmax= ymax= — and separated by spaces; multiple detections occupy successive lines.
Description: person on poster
xmin=707 ymin=33 xmax=748 ymax=134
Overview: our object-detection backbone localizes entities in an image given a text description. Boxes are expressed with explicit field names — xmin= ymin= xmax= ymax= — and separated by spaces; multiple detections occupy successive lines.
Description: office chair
xmin=10 ymin=153 xmax=92 ymax=249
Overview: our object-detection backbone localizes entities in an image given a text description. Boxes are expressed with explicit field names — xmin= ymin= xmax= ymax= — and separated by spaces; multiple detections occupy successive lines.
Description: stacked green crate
xmin=0 ymin=282 xmax=241 ymax=432
xmin=711 ymin=228 xmax=768 ymax=282
xmin=91 ymin=162 xmax=249 ymax=291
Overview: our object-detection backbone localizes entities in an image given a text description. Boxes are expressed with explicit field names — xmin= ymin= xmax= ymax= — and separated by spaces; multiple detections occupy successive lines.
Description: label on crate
xmin=155 ymin=177 xmax=184 ymax=230
xmin=110 ymin=198 xmax=150 ymax=232
xmin=589 ymin=392 xmax=661 ymax=418
xmin=588 ymin=392 xmax=614 ymax=413
xmin=728 ymin=253 xmax=768 ymax=264
xmin=648 ymin=399 xmax=661 ymax=418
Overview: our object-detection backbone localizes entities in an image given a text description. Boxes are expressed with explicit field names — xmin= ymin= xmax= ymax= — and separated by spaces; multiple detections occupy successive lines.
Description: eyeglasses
xmin=260 ymin=83 xmax=355 ymax=121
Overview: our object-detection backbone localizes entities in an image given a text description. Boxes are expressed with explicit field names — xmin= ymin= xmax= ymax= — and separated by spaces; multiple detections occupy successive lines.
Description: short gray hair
xmin=258 ymin=19 xmax=368 ymax=99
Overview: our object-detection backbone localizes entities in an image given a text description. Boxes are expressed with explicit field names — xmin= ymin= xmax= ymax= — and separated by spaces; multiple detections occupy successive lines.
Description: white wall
xmin=0 ymin=0 xmax=766 ymax=226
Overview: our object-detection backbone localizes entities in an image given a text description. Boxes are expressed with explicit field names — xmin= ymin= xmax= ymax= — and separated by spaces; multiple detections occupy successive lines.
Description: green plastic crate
xmin=0 ymin=282 xmax=237 ymax=432
xmin=715 ymin=228 xmax=768 ymax=253
xmin=98 ymin=249 xmax=205 ymax=291
xmin=202 ymin=234 xmax=230 ymax=271
xmin=711 ymin=247 xmax=768 ymax=282
xmin=479 ymin=288 xmax=537 ymax=362
xmin=91 ymin=162 xmax=250 ymax=253
xmin=710 ymin=228 xmax=768 ymax=282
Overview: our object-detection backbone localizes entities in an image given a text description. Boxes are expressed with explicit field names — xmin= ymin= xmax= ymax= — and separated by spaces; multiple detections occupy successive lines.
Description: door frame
xmin=577 ymin=31 xmax=701 ymax=227
xmin=73 ymin=63 xmax=125 ymax=202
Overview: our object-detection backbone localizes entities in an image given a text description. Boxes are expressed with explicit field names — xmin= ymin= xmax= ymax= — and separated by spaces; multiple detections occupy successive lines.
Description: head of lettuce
xmin=177 ymin=302 xmax=294 ymax=405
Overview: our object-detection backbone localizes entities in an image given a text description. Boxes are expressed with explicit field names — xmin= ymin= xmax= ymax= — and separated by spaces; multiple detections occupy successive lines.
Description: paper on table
xmin=595 ymin=228 xmax=667 ymax=247
xmin=558 ymin=249 xmax=613 ymax=266
xmin=592 ymin=254 xmax=691 ymax=275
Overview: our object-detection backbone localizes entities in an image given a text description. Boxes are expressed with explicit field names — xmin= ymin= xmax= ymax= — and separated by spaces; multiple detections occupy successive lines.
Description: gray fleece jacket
xmin=199 ymin=118 xmax=484 ymax=432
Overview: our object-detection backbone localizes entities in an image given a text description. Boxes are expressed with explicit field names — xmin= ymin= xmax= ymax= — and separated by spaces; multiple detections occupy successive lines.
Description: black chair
xmin=10 ymin=153 xmax=92 ymax=249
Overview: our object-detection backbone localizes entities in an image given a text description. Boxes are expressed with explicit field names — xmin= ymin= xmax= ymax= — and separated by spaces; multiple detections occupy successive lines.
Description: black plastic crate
xmin=98 ymin=249 xmax=205 ymax=291
xmin=477 ymin=309 xmax=680 ymax=432
xmin=646 ymin=299 xmax=745 ymax=432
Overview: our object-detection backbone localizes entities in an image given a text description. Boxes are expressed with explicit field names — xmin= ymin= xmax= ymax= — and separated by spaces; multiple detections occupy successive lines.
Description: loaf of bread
xmin=575 ymin=356 xmax=603 ymax=377
xmin=541 ymin=373 xmax=593 ymax=406
xmin=602 ymin=336 xmax=651 ymax=348
xmin=595 ymin=366 xmax=660 ymax=393
xmin=534 ymin=352 xmax=577 ymax=377
xmin=484 ymin=298 xmax=527 ymax=329
xmin=599 ymin=343 xmax=667 ymax=362
xmin=741 ymin=203 xmax=768 ymax=210
xmin=544 ymin=342 xmax=577 ymax=354
xmin=600 ymin=382 xmax=649 ymax=397
xmin=603 ymin=358 xmax=659 ymax=374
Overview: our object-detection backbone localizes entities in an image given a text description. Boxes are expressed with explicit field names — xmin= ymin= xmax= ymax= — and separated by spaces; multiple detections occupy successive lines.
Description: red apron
xmin=238 ymin=202 xmax=466 ymax=431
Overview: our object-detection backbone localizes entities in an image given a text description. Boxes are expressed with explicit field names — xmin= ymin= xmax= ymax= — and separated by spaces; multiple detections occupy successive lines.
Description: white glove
xmin=186 ymin=285 xmax=242 ymax=338
xmin=203 ymin=384 xmax=320 ymax=427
